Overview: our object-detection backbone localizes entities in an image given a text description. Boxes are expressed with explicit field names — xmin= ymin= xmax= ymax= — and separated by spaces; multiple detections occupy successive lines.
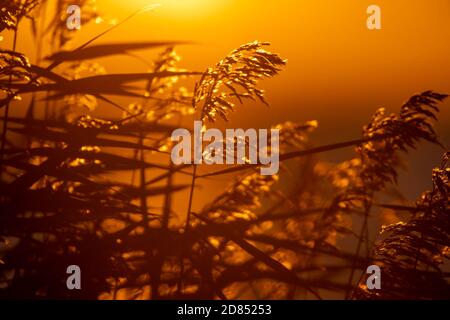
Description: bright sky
xmin=5 ymin=0 xmax=450 ymax=199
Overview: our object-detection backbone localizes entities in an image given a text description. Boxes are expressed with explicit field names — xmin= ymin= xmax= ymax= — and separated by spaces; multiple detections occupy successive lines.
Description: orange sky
xmin=4 ymin=0 xmax=450 ymax=200
xmin=58 ymin=0 xmax=450 ymax=131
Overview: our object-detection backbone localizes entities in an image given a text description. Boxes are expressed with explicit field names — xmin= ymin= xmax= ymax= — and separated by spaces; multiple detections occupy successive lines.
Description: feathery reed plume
xmin=0 ymin=0 xmax=39 ymax=32
xmin=356 ymin=151 xmax=450 ymax=299
xmin=0 ymin=1 xmax=449 ymax=299
xmin=50 ymin=0 xmax=99 ymax=48
xmin=137 ymin=47 xmax=193 ymax=122
xmin=304 ymin=91 xmax=448 ymax=298
xmin=200 ymin=172 xmax=279 ymax=223
xmin=193 ymin=41 xmax=286 ymax=122
xmin=358 ymin=91 xmax=448 ymax=191
xmin=0 ymin=50 xmax=36 ymax=98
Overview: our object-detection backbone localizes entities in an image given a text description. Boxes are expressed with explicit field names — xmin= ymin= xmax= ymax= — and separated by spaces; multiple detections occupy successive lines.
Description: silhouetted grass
xmin=0 ymin=1 xmax=448 ymax=300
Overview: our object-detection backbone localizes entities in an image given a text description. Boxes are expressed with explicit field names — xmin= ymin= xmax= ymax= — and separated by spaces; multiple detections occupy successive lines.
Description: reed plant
xmin=0 ymin=1 xmax=448 ymax=299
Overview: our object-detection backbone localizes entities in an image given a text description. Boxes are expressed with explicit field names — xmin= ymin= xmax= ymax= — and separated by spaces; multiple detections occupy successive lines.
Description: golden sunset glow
xmin=1 ymin=0 xmax=449 ymax=301
xmin=112 ymin=0 xmax=227 ymax=17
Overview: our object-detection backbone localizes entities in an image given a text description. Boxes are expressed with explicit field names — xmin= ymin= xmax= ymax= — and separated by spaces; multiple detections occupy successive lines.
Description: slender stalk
xmin=162 ymin=162 xmax=173 ymax=229
xmin=344 ymin=200 xmax=371 ymax=299
xmin=112 ymin=278 xmax=119 ymax=300
xmin=179 ymin=164 xmax=198 ymax=294
xmin=179 ymin=113 xmax=201 ymax=296
xmin=176 ymin=150 xmax=198 ymax=297
xmin=184 ymin=163 xmax=198 ymax=232
xmin=152 ymin=161 xmax=174 ymax=300
xmin=0 ymin=28 xmax=19 ymax=176
xmin=139 ymin=134 xmax=148 ymax=218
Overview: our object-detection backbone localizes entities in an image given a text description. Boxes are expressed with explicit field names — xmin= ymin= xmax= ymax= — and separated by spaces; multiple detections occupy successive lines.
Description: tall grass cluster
xmin=0 ymin=1 xmax=448 ymax=299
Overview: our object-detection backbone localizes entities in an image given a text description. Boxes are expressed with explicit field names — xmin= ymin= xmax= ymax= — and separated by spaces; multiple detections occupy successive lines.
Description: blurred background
xmin=1 ymin=0 xmax=449 ymax=300
xmin=3 ymin=0 xmax=450 ymax=204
